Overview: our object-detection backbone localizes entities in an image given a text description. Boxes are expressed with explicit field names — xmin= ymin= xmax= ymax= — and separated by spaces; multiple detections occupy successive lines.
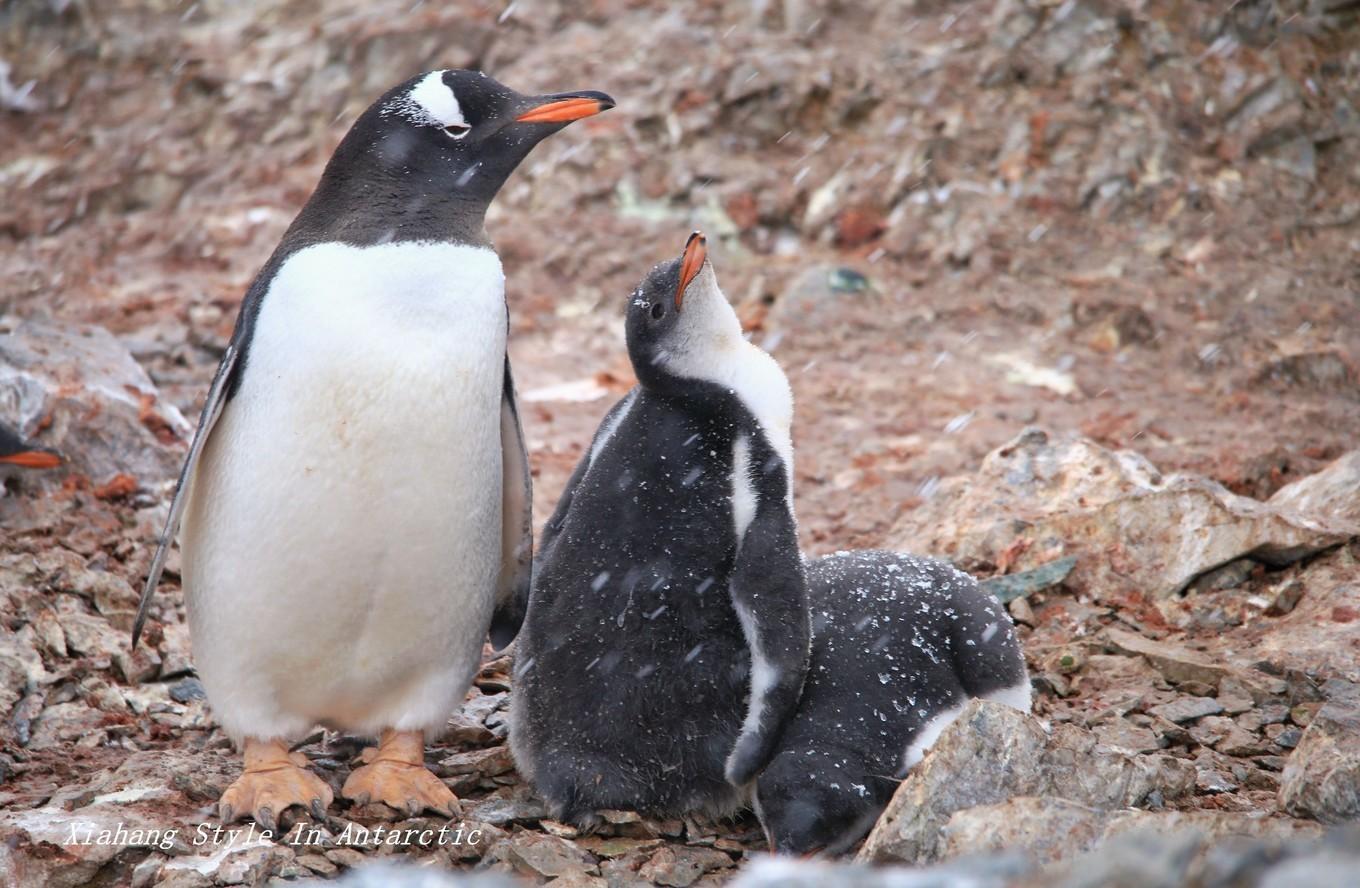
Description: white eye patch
xmin=382 ymin=70 xmax=468 ymax=129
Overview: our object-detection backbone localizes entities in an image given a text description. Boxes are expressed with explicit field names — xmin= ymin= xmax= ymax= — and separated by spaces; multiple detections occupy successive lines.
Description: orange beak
xmin=0 ymin=450 xmax=61 ymax=469
xmin=675 ymin=230 xmax=707 ymax=311
xmin=515 ymin=92 xmax=615 ymax=124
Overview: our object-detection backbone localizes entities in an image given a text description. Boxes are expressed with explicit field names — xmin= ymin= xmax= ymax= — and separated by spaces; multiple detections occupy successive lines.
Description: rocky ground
xmin=2 ymin=0 xmax=1359 ymax=886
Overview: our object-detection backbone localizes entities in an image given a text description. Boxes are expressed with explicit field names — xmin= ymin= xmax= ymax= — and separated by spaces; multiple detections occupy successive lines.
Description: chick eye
xmin=443 ymin=123 xmax=471 ymax=140
xmin=651 ymin=302 xmax=666 ymax=320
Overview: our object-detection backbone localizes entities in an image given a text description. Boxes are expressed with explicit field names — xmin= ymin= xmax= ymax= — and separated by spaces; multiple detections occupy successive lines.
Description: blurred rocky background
xmin=1 ymin=0 xmax=1358 ymax=885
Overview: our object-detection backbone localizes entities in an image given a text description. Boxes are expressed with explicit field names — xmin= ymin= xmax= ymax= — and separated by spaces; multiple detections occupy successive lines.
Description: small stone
xmin=1273 ymin=726 xmax=1303 ymax=749
xmin=1259 ymin=703 xmax=1291 ymax=725
xmin=1215 ymin=681 xmax=1255 ymax=715
xmin=577 ymin=836 xmax=665 ymax=859
xmin=444 ymin=716 xmax=498 ymax=746
xmin=1244 ymin=769 xmax=1281 ymax=792
xmin=169 ymin=677 xmax=206 ymax=703
xmin=461 ymin=794 xmax=547 ymax=825
xmin=638 ymin=845 xmax=734 ymax=888
xmin=1008 ymin=596 xmax=1037 ymax=626
xmin=323 ymin=847 xmax=366 ymax=868
xmin=130 ymin=853 xmax=166 ymax=888
xmin=483 ymin=832 xmax=598 ymax=879
xmin=1149 ymin=715 xmax=1193 ymax=748
xmin=1104 ymin=628 xmax=1228 ymax=690
xmin=1094 ymin=719 xmax=1162 ymax=754
xmin=599 ymin=809 xmax=642 ymax=824
xmin=1291 ymin=702 xmax=1322 ymax=727
xmin=1149 ymin=696 xmax=1224 ymax=724
xmin=435 ymin=745 xmax=513 ymax=777
xmin=1179 ymin=680 xmax=1218 ymax=698
xmin=296 ymin=853 xmax=337 ymax=875
xmin=1265 ymin=578 xmax=1306 ymax=616
xmin=1218 ymin=725 xmax=1269 ymax=757
xmin=1196 ymin=768 xmax=1239 ymax=794
xmin=447 ymin=821 xmax=508 ymax=861
xmin=346 ymin=802 xmax=402 ymax=822
xmin=540 ymin=819 xmax=580 ymax=839
xmin=154 ymin=872 xmax=213 ymax=888
xmin=1189 ymin=716 xmax=1235 ymax=748
xmin=547 ymin=873 xmax=608 ymax=888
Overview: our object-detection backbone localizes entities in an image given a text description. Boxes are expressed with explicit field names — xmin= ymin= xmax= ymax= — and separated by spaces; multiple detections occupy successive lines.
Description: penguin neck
xmin=635 ymin=332 xmax=795 ymax=471
xmin=285 ymin=171 xmax=495 ymax=251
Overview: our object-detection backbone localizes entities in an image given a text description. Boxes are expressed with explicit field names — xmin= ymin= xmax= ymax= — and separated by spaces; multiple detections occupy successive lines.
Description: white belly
xmin=181 ymin=241 xmax=506 ymax=740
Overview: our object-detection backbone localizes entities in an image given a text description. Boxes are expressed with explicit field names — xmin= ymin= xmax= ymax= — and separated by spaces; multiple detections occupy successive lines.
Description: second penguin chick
xmin=754 ymin=550 xmax=1030 ymax=856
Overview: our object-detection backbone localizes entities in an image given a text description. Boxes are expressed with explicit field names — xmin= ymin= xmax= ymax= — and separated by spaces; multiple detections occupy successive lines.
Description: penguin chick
xmin=511 ymin=233 xmax=811 ymax=826
xmin=754 ymin=550 xmax=1031 ymax=855
xmin=134 ymin=69 xmax=614 ymax=829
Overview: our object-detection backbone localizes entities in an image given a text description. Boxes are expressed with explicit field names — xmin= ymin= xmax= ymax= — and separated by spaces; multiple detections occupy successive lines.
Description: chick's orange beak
xmin=516 ymin=91 xmax=616 ymax=124
xmin=676 ymin=230 xmax=707 ymax=311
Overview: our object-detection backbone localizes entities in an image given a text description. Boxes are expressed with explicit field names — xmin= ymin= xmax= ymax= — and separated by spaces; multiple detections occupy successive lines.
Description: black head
xmin=625 ymin=231 xmax=744 ymax=394
xmin=292 ymin=69 xmax=615 ymax=247
xmin=755 ymin=755 xmax=888 ymax=856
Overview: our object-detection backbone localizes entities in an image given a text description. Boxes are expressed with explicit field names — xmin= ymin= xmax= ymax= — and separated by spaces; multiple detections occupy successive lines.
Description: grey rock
xmin=940 ymin=796 xmax=1109 ymax=865
xmin=1196 ymin=767 xmax=1239 ymax=794
xmin=1104 ymin=628 xmax=1287 ymax=701
xmin=481 ymin=831 xmax=597 ymax=879
xmin=435 ymin=745 xmax=513 ymax=778
xmin=1149 ymin=696 xmax=1224 ymax=724
xmin=636 ymin=845 xmax=734 ymax=887
xmin=169 ymin=677 xmax=205 ymax=703
xmin=1279 ymin=679 xmax=1360 ymax=822
xmin=890 ymin=430 xmax=1353 ymax=602
xmin=0 ymin=802 xmax=187 ymax=888
xmin=461 ymin=793 xmax=548 ymax=826
xmin=1051 ymin=826 xmax=1202 ymax=888
xmin=859 ymin=701 xmax=1194 ymax=864
xmin=1269 ymin=450 xmax=1360 ymax=531
xmin=0 ymin=320 xmax=191 ymax=486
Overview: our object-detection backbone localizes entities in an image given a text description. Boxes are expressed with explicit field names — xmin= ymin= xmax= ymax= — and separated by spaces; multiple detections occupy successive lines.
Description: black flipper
xmin=489 ymin=356 xmax=533 ymax=652
xmin=132 ymin=341 xmax=240 ymax=649
xmin=724 ymin=433 xmax=811 ymax=787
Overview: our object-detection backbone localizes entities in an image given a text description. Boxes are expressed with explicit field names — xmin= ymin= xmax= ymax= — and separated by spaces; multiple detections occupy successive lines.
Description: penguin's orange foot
xmin=219 ymin=738 xmax=333 ymax=831
xmin=342 ymin=728 xmax=460 ymax=818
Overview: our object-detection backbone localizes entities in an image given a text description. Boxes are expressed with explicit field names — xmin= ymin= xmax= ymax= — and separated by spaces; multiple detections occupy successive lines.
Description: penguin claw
xmin=341 ymin=760 xmax=459 ymax=818
xmin=218 ymin=739 xmax=334 ymax=831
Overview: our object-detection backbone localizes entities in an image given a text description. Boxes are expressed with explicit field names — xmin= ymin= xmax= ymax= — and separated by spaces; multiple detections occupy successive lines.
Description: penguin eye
xmin=650 ymin=302 xmax=666 ymax=320
xmin=443 ymin=123 xmax=471 ymax=140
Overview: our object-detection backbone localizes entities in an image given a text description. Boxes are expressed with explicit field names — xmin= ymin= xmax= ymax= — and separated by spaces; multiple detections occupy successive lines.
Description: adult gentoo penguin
xmin=0 ymin=420 xmax=61 ymax=469
xmin=510 ymin=232 xmax=811 ymax=825
xmin=133 ymin=70 xmax=614 ymax=827
xmin=755 ymin=551 xmax=1030 ymax=855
